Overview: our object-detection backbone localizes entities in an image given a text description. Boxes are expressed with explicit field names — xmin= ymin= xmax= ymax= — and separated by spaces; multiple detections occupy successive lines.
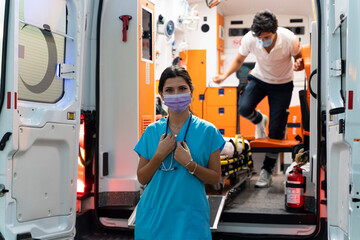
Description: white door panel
xmin=343 ymin=0 xmax=360 ymax=238
xmin=327 ymin=126 xmax=349 ymax=234
xmin=325 ymin=0 xmax=360 ymax=239
xmin=13 ymin=123 xmax=76 ymax=222
xmin=0 ymin=0 xmax=87 ymax=239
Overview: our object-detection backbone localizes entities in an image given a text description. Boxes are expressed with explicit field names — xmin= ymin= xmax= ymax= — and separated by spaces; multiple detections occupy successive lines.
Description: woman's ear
xmin=159 ymin=92 xmax=164 ymax=101
xmin=190 ymin=91 xmax=194 ymax=102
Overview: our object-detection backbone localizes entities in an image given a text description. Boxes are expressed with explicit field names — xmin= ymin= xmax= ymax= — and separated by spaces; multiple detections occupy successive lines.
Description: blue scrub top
xmin=134 ymin=115 xmax=225 ymax=240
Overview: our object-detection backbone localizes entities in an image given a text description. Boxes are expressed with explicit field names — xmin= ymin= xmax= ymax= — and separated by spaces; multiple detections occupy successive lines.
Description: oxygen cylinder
xmin=285 ymin=166 xmax=305 ymax=212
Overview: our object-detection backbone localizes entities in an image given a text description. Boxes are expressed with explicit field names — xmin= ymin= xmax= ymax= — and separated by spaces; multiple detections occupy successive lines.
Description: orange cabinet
xmin=204 ymin=87 xmax=237 ymax=137
xmin=205 ymin=87 xmax=237 ymax=106
xmin=204 ymin=106 xmax=237 ymax=127
xmin=217 ymin=127 xmax=236 ymax=137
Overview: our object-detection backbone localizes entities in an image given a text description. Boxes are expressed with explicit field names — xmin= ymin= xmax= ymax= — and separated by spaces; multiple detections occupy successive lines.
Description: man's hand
xmin=293 ymin=58 xmax=304 ymax=71
xmin=212 ymin=75 xmax=226 ymax=84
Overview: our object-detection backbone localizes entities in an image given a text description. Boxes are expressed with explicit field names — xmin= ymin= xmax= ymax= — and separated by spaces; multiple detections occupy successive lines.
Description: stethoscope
xmin=160 ymin=114 xmax=192 ymax=171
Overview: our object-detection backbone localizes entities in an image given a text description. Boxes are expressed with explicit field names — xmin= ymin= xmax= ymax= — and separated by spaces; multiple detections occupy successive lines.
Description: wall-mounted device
xmin=201 ymin=16 xmax=210 ymax=33
xmin=157 ymin=14 xmax=175 ymax=38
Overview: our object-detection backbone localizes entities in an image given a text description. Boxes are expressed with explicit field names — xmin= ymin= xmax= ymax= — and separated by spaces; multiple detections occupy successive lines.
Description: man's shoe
xmin=255 ymin=113 xmax=268 ymax=139
xmin=255 ymin=169 xmax=272 ymax=188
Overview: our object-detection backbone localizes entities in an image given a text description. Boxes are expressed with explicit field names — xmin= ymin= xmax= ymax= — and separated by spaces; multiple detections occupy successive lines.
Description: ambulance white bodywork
xmin=0 ymin=0 xmax=359 ymax=239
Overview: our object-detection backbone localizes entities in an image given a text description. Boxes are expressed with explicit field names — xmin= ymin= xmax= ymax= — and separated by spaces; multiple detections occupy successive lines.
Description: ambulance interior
xmin=76 ymin=0 xmax=323 ymax=238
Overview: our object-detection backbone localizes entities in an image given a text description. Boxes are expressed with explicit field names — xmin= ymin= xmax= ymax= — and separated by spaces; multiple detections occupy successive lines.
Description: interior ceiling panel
xmin=189 ymin=0 xmax=314 ymax=17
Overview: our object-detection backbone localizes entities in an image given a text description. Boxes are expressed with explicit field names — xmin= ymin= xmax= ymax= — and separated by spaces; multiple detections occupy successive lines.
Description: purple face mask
xmin=163 ymin=92 xmax=191 ymax=113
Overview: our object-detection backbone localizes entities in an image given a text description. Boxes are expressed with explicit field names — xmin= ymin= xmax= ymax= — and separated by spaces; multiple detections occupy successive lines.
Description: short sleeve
xmin=239 ymin=32 xmax=252 ymax=56
xmin=134 ymin=126 xmax=152 ymax=160
xmin=290 ymin=35 xmax=301 ymax=56
xmin=210 ymin=127 xmax=226 ymax=154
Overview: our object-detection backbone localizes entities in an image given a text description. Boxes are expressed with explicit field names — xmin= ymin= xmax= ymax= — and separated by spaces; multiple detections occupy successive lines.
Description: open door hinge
xmin=58 ymin=63 xmax=75 ymax=79
xmin=330 ymin=59 xmax=344 ymax=77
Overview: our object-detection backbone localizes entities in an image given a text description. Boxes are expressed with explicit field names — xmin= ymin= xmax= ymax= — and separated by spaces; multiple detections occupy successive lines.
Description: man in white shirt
xmin=213 ymin=10 xmax=304 ymax=188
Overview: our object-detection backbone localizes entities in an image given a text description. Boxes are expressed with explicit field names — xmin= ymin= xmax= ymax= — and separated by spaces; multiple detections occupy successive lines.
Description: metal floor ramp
xmin=128 ymin=195 xmax=227 ymax=231
xmin=208 ymin=195 xmax=226 ymax=232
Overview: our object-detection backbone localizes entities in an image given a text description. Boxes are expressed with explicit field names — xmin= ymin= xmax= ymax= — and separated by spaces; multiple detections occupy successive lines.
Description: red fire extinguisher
xmin=286 ymin=165 xmax=306 ymax=213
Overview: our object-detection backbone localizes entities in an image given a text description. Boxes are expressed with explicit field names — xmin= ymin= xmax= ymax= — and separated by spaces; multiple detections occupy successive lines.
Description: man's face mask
xmin=258 ymin=38 xmax=273 ymax=47
xmin=163 ymin=92 xmax=191 ymax=113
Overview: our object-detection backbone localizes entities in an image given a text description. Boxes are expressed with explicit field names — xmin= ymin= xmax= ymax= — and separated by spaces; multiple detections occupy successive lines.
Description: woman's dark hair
xmin=250 ymin=10 xmax=278 ymax=37
xmin=158 ymin=66 xmax=194 ymax=93
xmin=156 ymin=96 xmax=162 ymax=106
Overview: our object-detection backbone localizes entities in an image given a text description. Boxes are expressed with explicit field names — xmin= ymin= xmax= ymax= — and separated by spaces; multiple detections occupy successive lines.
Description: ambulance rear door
xmin=324 ymin=0 xmax=360 ymax=239
xmin=0 ymin=0 xmax=87 ymax=239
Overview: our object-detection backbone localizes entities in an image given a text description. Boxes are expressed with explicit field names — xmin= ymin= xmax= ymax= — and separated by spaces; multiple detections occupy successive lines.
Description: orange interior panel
xmin=218 ymin=51 xmax=224 ymax=75
xmin=138 ymin=0 xmax=155 ymax=136
xmin=155 ymin=79 xmax=159 ymax=95
xmin=216 ymin=13 xmax=224 ymax=51
xmin=286 ymin=105 xmax=303 ymax=141
xmin=217 ymin=13 xmax=224 ymax=75
xmin=180 ymin=50 xmax=206 ymax=117
xmin=302 ymin=44 xmax=311 ymax=106
xmin=239 ymin=97 xmax=269 ymax=140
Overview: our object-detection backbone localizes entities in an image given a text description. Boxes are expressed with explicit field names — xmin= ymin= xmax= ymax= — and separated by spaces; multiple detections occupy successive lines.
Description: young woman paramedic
xmin=134 ymin=66 xmax=225 ymax=239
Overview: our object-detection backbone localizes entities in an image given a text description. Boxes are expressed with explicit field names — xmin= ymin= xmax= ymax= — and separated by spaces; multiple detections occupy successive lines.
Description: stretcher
xmin=218 ymin=135 xmax=253 ymax=191
xmin=207 ymin=135 xmax=254 ymax=232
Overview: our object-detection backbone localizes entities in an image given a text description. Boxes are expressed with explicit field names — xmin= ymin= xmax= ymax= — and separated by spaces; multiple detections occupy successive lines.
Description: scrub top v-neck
xmin=134 ymin=115 xmax=225 ymax=240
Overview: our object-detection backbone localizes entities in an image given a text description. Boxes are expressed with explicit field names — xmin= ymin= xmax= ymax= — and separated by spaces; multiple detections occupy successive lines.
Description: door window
xmin=18 ymin=0 xmax=66 ymax=103
xmin=141 ymin=8 xmax=152 ymax=62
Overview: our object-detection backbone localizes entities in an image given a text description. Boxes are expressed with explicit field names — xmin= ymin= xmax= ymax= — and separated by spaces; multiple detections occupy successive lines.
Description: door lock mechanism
xmin=0 ymin=184 xmax=9 ymax=197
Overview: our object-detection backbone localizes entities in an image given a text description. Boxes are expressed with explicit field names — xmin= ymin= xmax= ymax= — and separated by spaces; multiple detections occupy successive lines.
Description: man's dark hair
xmin=250 ymin=10 xmax=278 ymax=37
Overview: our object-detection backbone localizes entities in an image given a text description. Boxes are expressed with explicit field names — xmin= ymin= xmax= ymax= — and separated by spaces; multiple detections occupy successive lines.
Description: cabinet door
xmin=180 ymin=50 xmax=206 ymax=117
